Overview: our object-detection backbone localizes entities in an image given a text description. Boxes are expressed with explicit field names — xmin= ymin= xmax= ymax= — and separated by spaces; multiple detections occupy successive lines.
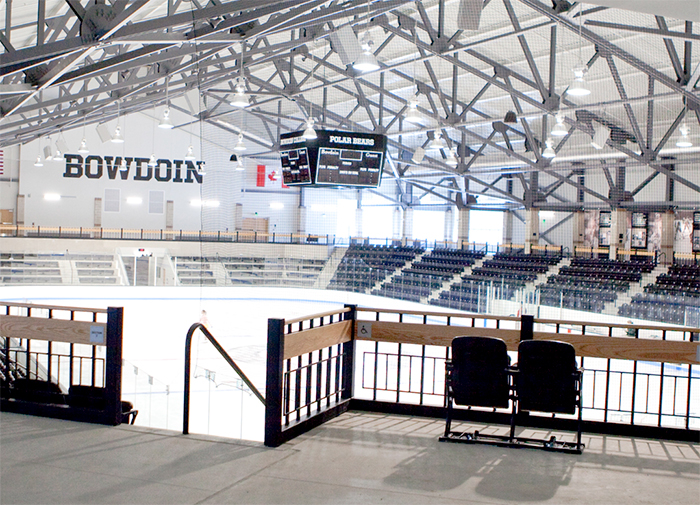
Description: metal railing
xmin=264 ymin=307 xmax=699 ymax=447
xmin=182 ymin=323 xmax=265 ymax=435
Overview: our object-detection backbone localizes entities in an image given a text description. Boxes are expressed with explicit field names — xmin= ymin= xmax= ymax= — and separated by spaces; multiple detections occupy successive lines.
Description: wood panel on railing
xmin=353 ymin=307 xmax=700 ymax=365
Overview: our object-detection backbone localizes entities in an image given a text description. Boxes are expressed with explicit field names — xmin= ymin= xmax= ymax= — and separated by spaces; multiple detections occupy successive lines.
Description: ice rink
xmin=1 ymin=285 xmax=429 ymax=441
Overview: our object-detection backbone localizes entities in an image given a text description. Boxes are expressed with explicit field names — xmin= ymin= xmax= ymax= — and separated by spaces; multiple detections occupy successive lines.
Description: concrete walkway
xmin=1 ymin=411 xmax=698 ymax=504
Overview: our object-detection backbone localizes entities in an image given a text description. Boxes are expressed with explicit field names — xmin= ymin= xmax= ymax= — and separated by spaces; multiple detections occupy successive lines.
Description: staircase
xmin=314 ymin=247 xmax=347 ymax=289
xmin=423 ymin=256 xmax=487 ymax=304
xmin=612 ymin=262 xmax=668 ymax=314
xmin=370 ymin=249 xmax=428 ymax=294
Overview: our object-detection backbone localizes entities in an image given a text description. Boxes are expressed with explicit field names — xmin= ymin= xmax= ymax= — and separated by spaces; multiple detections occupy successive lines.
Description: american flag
xmin=0 ymin=149 xmax=3 ymax=175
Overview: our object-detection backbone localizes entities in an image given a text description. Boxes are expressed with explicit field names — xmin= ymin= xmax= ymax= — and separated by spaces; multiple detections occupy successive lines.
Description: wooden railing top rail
xmin=284 ymin=307 xmax=352 ymax=327
xmin=534 ymin=317 xmax=700 ymax=334
xmin=356 ymin=307 xmax=700 ymax=334
xmin=356 ymin=306 xmax=520 ymax=322
xmin=1 ymin=301 xmax=108 ymax=314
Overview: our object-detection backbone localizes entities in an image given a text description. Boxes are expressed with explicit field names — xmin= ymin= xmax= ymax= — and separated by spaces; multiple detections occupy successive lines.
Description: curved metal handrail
xmin=183 ymin=323 xmax=265 ymax=435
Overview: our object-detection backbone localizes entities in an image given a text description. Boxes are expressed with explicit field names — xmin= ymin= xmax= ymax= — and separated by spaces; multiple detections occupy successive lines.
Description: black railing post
xmin=265 ymin=318 xmax=285 ymax=447
xmin=105 ymin=307 xmax=123 ymax=426
xmin=341 ymin=305 xmax=357 ymax=400
xmin=520 ymin=314 xmax=534 ymax=341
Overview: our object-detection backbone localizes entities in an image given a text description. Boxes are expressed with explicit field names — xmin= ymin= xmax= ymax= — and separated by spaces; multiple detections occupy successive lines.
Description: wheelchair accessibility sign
xmin=357 ymin=322 xmax=372 ymax=339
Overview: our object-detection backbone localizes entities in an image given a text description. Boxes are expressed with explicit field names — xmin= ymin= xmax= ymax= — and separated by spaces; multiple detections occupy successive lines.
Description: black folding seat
xmin=515 ymin=340 xmax=584 ymax=452
xmin=441 ymin=336 xmax=514 ymax=444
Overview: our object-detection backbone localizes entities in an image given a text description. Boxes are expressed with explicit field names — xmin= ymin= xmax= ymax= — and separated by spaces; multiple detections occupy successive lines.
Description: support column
xmin=392 ymin=207 xmax=402 ymax=241
xmin=524 ymin=208 xmax=539 ymax=253
xmin=572 ymin=211 xmax=584 ymax=250
xmin=444 ymin=207 xmax=454 ymax=244
xmin=661 ymin=210 xmax=675 ymax=264
xmin=609 ymin=209 xmax=628 ymax=260
xmin=502 ymin=211 xmax=513 ymax=244
xmin=402 ymin=207 xmax=414 ymax=243
xmin=355 ymin=190 xmax=363 ymax=239
xmin=297 ymin=188 xmax=306 ymax=239
xmin=234 ymin=203 xmax=243 ymax=231
xmin=458 ymin=207 xmax=470 ymax=245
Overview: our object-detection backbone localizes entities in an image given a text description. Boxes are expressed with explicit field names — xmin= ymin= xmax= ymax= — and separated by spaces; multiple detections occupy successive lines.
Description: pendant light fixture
xmin=34 ymin=155 xmax=44 ymax=167
xmin=550 ymin=114 xmax=568 ymax=136
xmin=78 ymin=138 xmax=89 ymax=153
xmin=353 ymin=1 xmax=380 ymax=72
xmin=184 ymin=145 xmax=196 ymax=160
xmin=676 ymin=123 xmax=692 ymax=148
xmin=445 ymin=147 xmax=458 ymax=167
xmin=542 ymin=138 xmax=556 ymax=158
xmin=567 ymin=66 xmax=590 ymax=96
xmin=112 ymin=100 xmax=125 ymax=143
xmin=428 ymin=131 xmax=445 ymax=151
xmin=148 ymin=154 xmax=158 ymax=167
xmin=302 ymin=118 xmax=317 ymax=140
xmin=567 ymin=8 xmax=591 ymax=97
xmin=77 ymin=116 xmax=89 ymax=153
xmin=404 ymin=96 xmax=422 ymax=124
xmin=159 ymin=77 xmax=174 ymax=129
xmin=234 ymin=133 xmax=247 ymax=151
xmin=230 ymin=78 xmax=249 ymax=108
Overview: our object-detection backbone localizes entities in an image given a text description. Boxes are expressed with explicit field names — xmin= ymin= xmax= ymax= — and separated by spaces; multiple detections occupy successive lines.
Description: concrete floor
xmin=1 ymin=411 xmax=698 ymax=505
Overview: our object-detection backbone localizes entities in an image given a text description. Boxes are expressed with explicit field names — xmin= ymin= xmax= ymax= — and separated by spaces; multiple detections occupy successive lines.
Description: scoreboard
xmin=280 ymin=129 xmax=387 ymax=188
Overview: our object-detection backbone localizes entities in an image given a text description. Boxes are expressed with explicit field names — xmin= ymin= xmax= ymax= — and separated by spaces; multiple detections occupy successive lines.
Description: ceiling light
xmin=111 ymin=125 xmax=124 ymax=143
xmin=551 ymin=114 xmax=568 ymax=136
xmin=404 ymin=97 xmax=422 ymax=124
xmin=353 ymin=33 xmax=380 ymax=72
xmin=504 ymin=111 xmax=517 ymax=123
xmin=77 ymin=138 xmax=89 ymax=154
xmin=445 ymin=148 xmax=458 ymax=167
xmin=34 ymin=155 xmax=44 ymax=167
xmin=676 ymin=124 xmax=692 ymax=148
xmin=235 ymin=160 xmax=245 ymax=171
xmin=428 ymin=132 xmax=445 ymax=151
xmin=44 ymin=193 xmax=60 ymax=201
xmin=302 ymin=118 xmax=317 ymax=140
xmin=158 ymin=108 xmax=174 ymax=129
xmin=148 ymin=154 xmax=157 ymax=167
xmin=542 ymin=138 xmax=556 ymax=158
xmin=567 ymin=66 xmax=590 ymax=96
xmin=184 ymin=145 xmax=196 ymax=160
xmin=120 ymin=159 xmax=128 ymax=170
xmin=230 ymin=81 xmax=250 ymax=108
xmin=591 ymin=123 xmax=608 ymax=150
xmin=126 ymin=197 xmax=142 ymax=205
xmin=270 ymin=202 xmax=284 ymax=210
xmin=234 ymin=133 xmax=247 ymax=151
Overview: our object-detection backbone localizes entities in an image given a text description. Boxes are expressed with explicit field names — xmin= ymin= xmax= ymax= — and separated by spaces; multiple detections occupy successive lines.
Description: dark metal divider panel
xmin=264 ymin=306 xmax=355 ymax=448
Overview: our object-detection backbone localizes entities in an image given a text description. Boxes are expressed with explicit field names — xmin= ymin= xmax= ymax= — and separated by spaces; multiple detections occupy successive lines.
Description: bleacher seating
xmin=618 ymin=263 xmax=700 ymax=325
xmin=373 ymin=249 xmax=484 ymax=302
xmin=539 ymin=257 xmax=655 ymax=312
xmin=328 ymin=245 xmax=424 ymax=293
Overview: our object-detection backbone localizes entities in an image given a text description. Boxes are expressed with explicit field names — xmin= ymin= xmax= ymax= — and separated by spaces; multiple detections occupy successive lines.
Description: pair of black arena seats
xmin=440 ymin=336 xmax=584 ymax=453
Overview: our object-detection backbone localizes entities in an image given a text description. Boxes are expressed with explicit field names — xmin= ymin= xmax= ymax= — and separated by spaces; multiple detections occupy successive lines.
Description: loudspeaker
xmin=329 ymin=25 xmax=362 ymax=66
xmin=411 ymin=147 xmax=425 ymax=164
xmin=457 ymin=0 xmax=483 ymax=31
xmin=96 ymin=123 xmax=111 ymax=143
xmin=591 ymin=123 xmax=608 ymax=150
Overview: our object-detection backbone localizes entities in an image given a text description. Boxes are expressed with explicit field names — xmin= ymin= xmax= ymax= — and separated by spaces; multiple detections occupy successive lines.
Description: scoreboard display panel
xmin=279 ymin=129 xmax=387 ymax=188
xmin=280 ymin=132 xmax=313 ymax=185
